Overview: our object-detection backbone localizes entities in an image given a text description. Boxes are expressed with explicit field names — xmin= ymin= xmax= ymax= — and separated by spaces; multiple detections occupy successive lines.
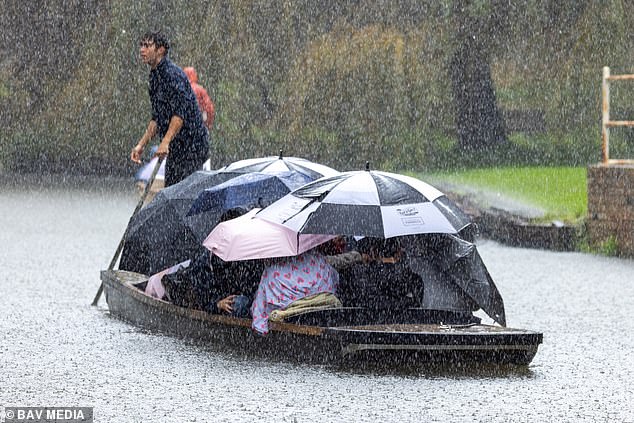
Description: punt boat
xmin=101 ymin=269 xmax=542 ymax=369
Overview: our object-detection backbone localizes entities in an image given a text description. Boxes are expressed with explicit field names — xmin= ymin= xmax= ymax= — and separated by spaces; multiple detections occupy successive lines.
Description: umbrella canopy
xmin=218 ymin=151 xmax=340 ymax=180
xmin=203 ymin=208 xmax=335 ymax=261
xmin=257 ymin=169 xmax=472 ymax=238
xmin=187 ymin=171 xmax=312 ymax=216
xmin=119 ymin=165 xmax=325 ymax=275
xmin=183 ymin=171 xmax=313 ymax=244
xmin=401 ymin=233 xmax=506 ymax=326
xmin=119 ymin=170 xmax=242 ymax=275
xmin=254 ymin=169 xmax=504 ymax=324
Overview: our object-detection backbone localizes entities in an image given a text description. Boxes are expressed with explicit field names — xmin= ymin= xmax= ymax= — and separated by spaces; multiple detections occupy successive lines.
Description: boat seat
xmin=283 ymin=307 xmax=480 ymax=327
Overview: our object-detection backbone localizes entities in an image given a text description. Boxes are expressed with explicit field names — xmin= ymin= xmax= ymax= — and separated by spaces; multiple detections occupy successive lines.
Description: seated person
xmin=250 ymin=251 xmax=339 ymax=335
xmin=214 ymin=294 xmax=252 ymax=317
xmin=159 ymin=251 xmax=215 ymax=310
xmin=157 ymin=249 xmax=263 ymax=318
xmin=156 ymin=206 xmax=262 ymax=317
xmin=337 ymin=237 xmax=423 ymax=310
xmin=322 ymin=236 xmax=368 ymax=271
xmin=145 ymin=259 xmax=191 ymax=300
xmin=204 ymin=206 xmax=262 ymax=317
xmin=205 ymin=253 xmax=263 ymax=318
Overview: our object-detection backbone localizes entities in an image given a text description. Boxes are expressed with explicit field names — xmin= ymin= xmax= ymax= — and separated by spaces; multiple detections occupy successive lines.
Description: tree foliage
xmin=1 ymin=0 xmax=633 ymax=174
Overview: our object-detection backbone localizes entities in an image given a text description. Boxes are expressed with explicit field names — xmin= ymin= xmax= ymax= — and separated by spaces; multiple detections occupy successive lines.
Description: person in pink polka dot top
xmin=250 ymin=252 xmax=339 ymax=334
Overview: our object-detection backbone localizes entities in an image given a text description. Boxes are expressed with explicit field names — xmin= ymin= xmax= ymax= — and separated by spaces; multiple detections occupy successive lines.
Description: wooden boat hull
xmin=101 ymin=270 xmax=542 ymax=368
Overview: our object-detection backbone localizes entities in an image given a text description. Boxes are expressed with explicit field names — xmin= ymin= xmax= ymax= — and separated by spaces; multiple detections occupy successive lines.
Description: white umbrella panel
xmin=257 ymin=170 xmax=472 ymax=238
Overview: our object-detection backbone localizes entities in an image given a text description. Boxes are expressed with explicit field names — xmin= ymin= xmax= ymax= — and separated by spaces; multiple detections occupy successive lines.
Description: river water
xmin=1 ymin=177 xmax=633 ymax=422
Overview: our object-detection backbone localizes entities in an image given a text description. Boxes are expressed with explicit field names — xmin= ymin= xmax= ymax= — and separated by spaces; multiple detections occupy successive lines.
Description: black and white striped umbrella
xmin=257 ymin=169 xmax=472 ymax=238
xmin=217 ymin=151 xmax=340 ymax=180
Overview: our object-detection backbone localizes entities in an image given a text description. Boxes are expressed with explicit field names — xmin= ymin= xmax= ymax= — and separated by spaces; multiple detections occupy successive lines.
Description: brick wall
xmin=586 ymin=164 xmax=634 ymax=257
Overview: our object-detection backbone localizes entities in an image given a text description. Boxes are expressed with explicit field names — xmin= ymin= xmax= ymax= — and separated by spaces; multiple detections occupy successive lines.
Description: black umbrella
xmin=118 ymin=155 xmax=336 ymax=275
xmin=183 ymin=171 xmax=313 ymax=244
xmin=257 ymin=168 xmax=472 ymax=237
xmin=118 ymin=170 xmax=242 ymax=275
xmin=402 ymin=233 xmax=506 ymax=326
xmin=218 ymin=151 xmax=340 ymax=180
xmin=119 ymin=166 xmax=324 ymax=275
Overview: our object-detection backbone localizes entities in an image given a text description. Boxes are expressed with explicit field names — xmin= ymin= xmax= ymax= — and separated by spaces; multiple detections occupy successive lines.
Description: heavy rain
xmin=2 ymin=2 xmax=634 ymax=422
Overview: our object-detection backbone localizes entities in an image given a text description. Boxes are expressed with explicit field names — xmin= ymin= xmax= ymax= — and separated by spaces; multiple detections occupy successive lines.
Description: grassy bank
xmin=414 ymin=166 xmax=588 ymax=224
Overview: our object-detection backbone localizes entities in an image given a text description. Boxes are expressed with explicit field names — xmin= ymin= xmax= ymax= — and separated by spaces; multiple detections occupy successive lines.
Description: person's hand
xmin=155 ymin=140 xmax=169 ymax=158
xmin=217 ymin=295 xmax=237 ymax=314
xmin=130 ymin=144 xmax=144 ymax=164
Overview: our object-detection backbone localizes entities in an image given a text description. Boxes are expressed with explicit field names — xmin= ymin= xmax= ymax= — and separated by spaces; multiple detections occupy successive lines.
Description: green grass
xmin=414 ymin=166 xmax=588 ymax=223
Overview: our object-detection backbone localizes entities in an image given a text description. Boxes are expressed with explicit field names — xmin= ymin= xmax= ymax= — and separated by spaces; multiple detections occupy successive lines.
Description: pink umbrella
xmin=203 ymin=209 xmax=335 ymax=261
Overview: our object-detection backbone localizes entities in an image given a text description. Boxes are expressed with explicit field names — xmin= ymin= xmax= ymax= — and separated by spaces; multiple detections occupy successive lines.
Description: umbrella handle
xmin=91 ymin=157 xmax=165 ymax=306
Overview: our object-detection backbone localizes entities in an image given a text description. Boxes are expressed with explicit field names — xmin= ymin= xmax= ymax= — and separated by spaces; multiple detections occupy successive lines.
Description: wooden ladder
xmin=601 ymin=66 xmax=634 ymax=165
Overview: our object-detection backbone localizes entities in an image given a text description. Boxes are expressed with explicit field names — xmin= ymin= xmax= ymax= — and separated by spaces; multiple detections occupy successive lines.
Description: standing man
xmin=131 ymin=31 xmax=209 ymax=187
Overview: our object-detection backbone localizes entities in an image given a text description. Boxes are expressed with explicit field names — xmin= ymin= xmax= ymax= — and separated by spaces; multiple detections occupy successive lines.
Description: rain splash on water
xmin=1 ymin=179 xmax=633 ymax=422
